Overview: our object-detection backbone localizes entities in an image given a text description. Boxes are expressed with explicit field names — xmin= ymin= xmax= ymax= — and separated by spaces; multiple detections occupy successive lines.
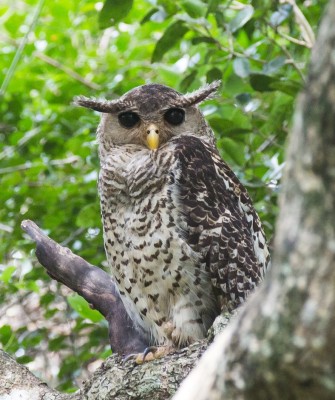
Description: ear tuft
xmin=181 ymin=80 xmax=221 ymax=107
xmin=72 ymin=96 xmax=120 ymax=113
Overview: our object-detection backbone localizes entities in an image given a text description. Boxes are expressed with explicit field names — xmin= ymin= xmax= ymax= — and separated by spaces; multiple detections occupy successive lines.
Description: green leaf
xmin=181 ymin=0 xmax=205 ymax=18
xmin=249 ymin=73 xmax=278 ymax=92
xmin=180 ymin=70 xmax=198 ymax=92
xmin=223 ymin=127 xmax=252 ymax=135
xmin=15 ymin=280 xmax=40 ymax=293
xmin=0 ymin=325 xmax=12 ymax=345
xmin=206 ymin=0 xmax=221 ymax=16
xmin=67 ymin=294 xmax=104 ymax=323
xmin=249 ymin=73 xmax=301 ymax=96
xmin=270 ymin=79 xmax=302 ymax=97
xmin=21 ymin=330 xmax=44 ymax=347
xmin=100 ymin=348 xmax=113 ymax=358
xmin=0 ymin=324 xmax=19 ymax=352
xmin=17 ymin=355 xmax=34 ymax=364
xmin=49 ymin=335 xmax=66 ymax=351
xmin=235 ymin=93 xmax=252 ymax=106
xmin=151 ymin=21 xmax=189 ymax=63
xmin=0 ymin=266 xmax=16 ymax=283
xmin=234 ymin=93 xmax=261 ymax=113
xmin=206 ymin=67 xmax=222 ymax=82
xmin=27 ymin=281 xmax=40 ymax=293
xmin=270 ymin=4 xmax=292 ymax=27
xmin=209 ymin=116 xmax=252 ymax=136
xmin=191 ymin=36 xmax=217 ymax=45
xmin=40 ymin=292 xmax=56 ymax=307
xmin=58 ymin=355 xmax=80 ymax=378
xmin=158 ymin=0 xmax=179 ymax=15
xmin=218 ymin=137 xmax=245 ymax=166
xmin=263 ymin=56 xmax=286 ymax=74
xmin=228 ymin=5 xmax=254 ymax=33
xmin=233 ymin=58 xmax=250 ymax=78
xmin=98 ymin=0 xmax=133 ymax=29
xmin=140 ymin=7 xmax=159 ymax=25
xmin=76 ymin=203 xmax=99 ymax=228
xmin=215 ymin=10 xmax=225 ymax=27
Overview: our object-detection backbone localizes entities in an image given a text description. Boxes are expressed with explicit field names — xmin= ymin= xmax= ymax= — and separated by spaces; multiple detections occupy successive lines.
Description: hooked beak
xmin=146 ymin=124 xmax=160 ymax=150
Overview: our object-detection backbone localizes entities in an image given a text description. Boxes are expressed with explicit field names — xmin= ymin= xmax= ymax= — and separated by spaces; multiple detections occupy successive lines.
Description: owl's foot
xmin=124 ymin=345 xmax=174 ymax=365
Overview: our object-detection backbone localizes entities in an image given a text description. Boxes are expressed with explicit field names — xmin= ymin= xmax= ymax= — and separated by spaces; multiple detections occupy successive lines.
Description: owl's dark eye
xmin=118 ymin=112 xmax=140 ymax=128
xmin=164 ymin=108 xmax=185 ymax=126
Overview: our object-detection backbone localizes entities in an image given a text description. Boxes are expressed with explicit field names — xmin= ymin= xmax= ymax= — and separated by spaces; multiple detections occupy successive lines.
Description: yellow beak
xmin=146 ymin=124 xmax=160 ymax=150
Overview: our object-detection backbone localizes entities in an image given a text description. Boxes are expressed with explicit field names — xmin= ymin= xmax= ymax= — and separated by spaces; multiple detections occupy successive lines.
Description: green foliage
xmin=0 ymin=0 xmax=327 ymax=392
xmin=99 ymin=0 xmax=134 ymax=28
xmin=67 ymin=294 xmax=104 ymax=323
xmin=152 ymin=21 xmax=189 ymax=63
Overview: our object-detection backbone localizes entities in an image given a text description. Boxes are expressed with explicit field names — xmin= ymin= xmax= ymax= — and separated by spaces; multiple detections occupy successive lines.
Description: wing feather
xmin=171 ymin=135 xmax=270 ymax=310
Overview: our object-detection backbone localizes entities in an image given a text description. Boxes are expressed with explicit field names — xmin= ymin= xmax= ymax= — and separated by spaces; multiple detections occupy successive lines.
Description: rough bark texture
xmin=0 ymin=339 xmax=210 ymax=399
xmin=0 ymin=349 xmax=75 ymax=400
xmin=81 ymin=342 xmax=207 ymax=400
xmin=173 ymin=2 xmax=335 ymax=399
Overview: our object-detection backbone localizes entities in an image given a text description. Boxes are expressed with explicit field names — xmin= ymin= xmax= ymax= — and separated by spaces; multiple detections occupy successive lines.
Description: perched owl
xmin=74 ymin=81 xmax=270 ymax=356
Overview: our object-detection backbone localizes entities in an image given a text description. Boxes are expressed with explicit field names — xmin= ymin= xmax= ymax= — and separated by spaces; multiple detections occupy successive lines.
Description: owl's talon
xmin=124 ymin=346 xmax=172 ymax=365
xmin=142 ymin=346 xmax=158 ymax=361
xmin=123 ymin=353 xmax=138 ymax=364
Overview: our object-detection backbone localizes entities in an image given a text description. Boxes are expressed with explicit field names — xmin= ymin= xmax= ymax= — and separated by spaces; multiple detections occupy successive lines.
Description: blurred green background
xmin=0 ymin=0 xmax=327 ymax=392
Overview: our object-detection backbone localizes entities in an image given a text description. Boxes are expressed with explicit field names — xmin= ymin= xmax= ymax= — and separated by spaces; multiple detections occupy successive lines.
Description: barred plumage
xmin=75 ymin=82 xmax=270 ymax=349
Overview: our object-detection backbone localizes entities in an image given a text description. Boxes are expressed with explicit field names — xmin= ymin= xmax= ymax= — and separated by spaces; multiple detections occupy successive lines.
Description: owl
xmin=74 ymin=81 xmax=270 ymax=358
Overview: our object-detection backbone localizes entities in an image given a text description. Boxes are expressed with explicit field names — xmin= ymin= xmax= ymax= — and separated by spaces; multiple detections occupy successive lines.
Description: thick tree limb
xmin=173 ymin=2 xmax=335 ymax=399
xmin=21 ymin=219 xmax=148 ymax=355
xmin=20 ymin=219 xmax=227 ymax=399
xmin=0 ymin=349 xmax=76 ymax=400
xmin=0 ymin=341 xmax=208 ymax=400
xmin=80 ymin=342 xmax=208 ymax=400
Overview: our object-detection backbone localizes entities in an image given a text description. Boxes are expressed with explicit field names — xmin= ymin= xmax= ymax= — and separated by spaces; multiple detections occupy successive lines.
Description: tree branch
xmin=0 ymin=349 xmax=75 ymax=400
xmin=21 ymin=219 xmax=148 ymax=356
xmin=18 ymin=219 xmax=227 ymax=399
xmin=34 ymin=52 xmax=102 ymax=90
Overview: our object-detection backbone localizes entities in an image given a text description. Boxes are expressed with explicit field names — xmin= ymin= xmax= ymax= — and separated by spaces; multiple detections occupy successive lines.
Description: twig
xmin=276 ymin=30 xmax=312 ymax=48
xmin=0 ymin=0 xmax=46 ymax=96
xmin=34 ymin=52 xmax=102 ymax=90
xmin=268 ymin=34 xmax=306 ymax=82
xmin=0 ymin=128 xmax=40 ymax=161
xmin=202 ymin=26 xmax=266 ymax=64
xmin=280 ymin=0 xmax=315 ymax=47
xmin=60 ymin=227 xmax=86 ymax=246
xmin=0 ymin=33 xmax=101 ymax=91
xmin=0 ymin=156 xmax=80 ymax=175
xmin=0 ymin=222 xmax=14 ymax=233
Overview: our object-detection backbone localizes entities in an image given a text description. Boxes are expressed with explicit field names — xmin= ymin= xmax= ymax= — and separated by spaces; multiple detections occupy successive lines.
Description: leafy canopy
xmin=0 ymin=0 xmax=327 ymax=392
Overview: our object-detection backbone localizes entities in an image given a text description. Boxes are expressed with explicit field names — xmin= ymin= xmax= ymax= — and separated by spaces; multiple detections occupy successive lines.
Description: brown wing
xmin=171 ymin=135 xmax=270 ymax=310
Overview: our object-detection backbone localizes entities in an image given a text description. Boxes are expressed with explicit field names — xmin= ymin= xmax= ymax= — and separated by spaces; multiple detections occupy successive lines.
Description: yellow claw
xmin=146 ymin=124 xmax=160 ymax=150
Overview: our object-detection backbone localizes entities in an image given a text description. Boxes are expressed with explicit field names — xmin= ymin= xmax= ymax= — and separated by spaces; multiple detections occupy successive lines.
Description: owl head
xmin=74 ymin=81 xmax=220 ymax=152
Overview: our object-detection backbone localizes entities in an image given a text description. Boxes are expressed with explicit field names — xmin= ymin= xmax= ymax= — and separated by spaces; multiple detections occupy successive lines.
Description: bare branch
xmin=20 ymin=219 xmax=234 ymax=399
xmin=35 ymin=52 xmax=102 ymax=90
xmin=21 ymin=219 xmax=148 ymax=355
